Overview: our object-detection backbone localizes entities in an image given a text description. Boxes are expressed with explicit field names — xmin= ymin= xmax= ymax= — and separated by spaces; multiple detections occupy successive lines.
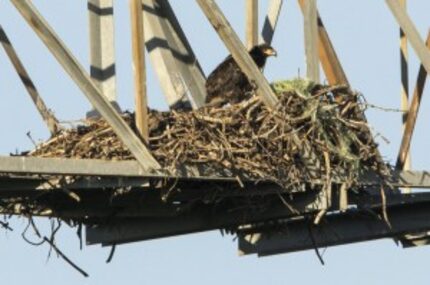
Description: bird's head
xmin=249 ymin=44 xmax=277 ymax=68
xmin=259 ymin=44 xmax=278 ymax=57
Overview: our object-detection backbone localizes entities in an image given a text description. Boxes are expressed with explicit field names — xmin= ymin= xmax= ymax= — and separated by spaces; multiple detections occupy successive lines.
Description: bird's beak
xmin=265 ymin=49 xmax=277 ymax=57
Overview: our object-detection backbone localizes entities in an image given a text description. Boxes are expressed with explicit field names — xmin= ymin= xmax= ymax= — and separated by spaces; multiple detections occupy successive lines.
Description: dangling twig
xmin=43 ymin=237 xmax=89 ymax=278
xmin=380 ymin=185 xmax=391 ymax=228
xmin=106 ymin=245 xmax=116 ymax=264
xmin=308 ymin=223 xmax=325 ymax=266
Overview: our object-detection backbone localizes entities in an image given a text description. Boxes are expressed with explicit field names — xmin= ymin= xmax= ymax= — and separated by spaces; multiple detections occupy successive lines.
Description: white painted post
xmin=88 ymin=0 xmax=117 ymax=103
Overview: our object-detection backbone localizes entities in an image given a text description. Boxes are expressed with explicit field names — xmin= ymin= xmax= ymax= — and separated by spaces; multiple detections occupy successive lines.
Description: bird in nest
xmin=205 ymin=43 xmax=277 ymax=107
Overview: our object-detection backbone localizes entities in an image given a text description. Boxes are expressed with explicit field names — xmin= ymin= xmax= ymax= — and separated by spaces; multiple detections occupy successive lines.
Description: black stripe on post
xmin=87 ymin=2 xmax=114 ymax=16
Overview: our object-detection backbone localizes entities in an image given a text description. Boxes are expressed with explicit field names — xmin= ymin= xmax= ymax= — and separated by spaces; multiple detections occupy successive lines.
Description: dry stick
xmin=106 ymin=244 xmax=116 ymax=263
xmin=130 ymin=0 xmax=149 ymax=141
xmin=396 ymin=30 xmax=430 ymax=169
xmin=380 ymin=186 xmax=391 ymax=229
xmin=298 ymin=1 xmax=387 ymax=177
xmin=314 ymin=151 xmax=331 ymax=225
xmin=43 ymin=237 xmax=89 ymax=278
xmin=0 ymin=25 xmax=59 ymax=135
xmin=22 ymin=218 xmax=44 ymax=246
xmin=0 ymin=220 xmax=12 ymax=231
xmin=47 ymin=218 xmax=62 ymax=260
xmin=308 ymin=223 xmax=325 ymax=265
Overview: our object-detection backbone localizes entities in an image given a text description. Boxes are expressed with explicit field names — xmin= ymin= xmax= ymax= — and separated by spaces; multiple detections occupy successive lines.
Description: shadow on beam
xmin=239 ymin=202 xmax=430 ymax=256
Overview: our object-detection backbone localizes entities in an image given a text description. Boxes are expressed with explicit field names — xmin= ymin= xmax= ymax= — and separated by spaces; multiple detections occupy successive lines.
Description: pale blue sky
xmin=0 ymin=1 xmax=429 ymax=284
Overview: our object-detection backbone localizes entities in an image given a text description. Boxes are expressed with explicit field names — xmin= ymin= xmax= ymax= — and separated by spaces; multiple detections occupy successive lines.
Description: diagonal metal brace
xmin=143 ymin=0 xmax=207 ymax=109
xmin=386 ymin=0 xmax=430 ymax=75
xmin=196 ymin=0 xmax=279 ymax=109
xmin=0 ymin=25 xmax=59 ymax=135
xmin=10 ymin=0 xmax=160 ymax=171
xmin=261 ymin=0 xmax=283 ymax=45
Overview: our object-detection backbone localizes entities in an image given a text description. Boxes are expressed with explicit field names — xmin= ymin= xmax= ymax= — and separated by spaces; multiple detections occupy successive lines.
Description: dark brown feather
xmin=205 ymin=44 xmax=277 ymax=107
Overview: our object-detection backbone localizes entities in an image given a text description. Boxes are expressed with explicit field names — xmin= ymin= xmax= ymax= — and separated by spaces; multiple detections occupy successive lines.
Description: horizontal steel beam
xmin=86 ymin=191 xmax=321 ymax=245
xmin=0 ymin=156 xmax=430 ymax=187
xmin=87 ymin=191 xmax=430 ymax=246
xmin=238 ymin=201 xmax=430 ymax=256
xmin=0 ymin=156 xmax=149 ymax=177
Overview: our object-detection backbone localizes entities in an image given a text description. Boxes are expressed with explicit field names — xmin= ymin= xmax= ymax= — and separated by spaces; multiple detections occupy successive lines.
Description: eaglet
xmin=205 ymin=43 xmax=277 ymax=107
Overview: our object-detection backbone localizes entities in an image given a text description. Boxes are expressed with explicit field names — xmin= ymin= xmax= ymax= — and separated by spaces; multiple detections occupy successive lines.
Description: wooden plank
xmin=246 ymin=0 xmax=259 ymax=49
xmin=261 ymin=0 xmax=283 ymax=45
xmin=143 ymin=0 xmax=206 ymax=109
xmin=396 ymin=31 xmax=430 ymax=169
xmin=11 ymin=0 xmax=160 ymax=171
xmin=238 ymin=201 xmax=430 ymax=256
xmin=0 ymin=25 xmax=59 ymax=135
xmin=196 ymin=0 xmax=279 ymax=109
xmin=88 ymin=0 xmax=117 ymax=102
xmin=386 ymin=0 xmax=430 ymax=75
xmin=130 ymin=0 xmax=149 ymax=140
xmin=298 ymin=0 xmax=349 ymax=85
xmin=303 ymin=0 xmax=319 ymax=82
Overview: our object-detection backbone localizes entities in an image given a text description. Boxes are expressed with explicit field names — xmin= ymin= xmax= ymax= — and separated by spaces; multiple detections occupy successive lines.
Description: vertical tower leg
xmin=246 ymin=0 xmax=259 ymax=49
xmin=88 ymin=0 xmax=118 ymax=111
xmin=399 ymin=0 xmax=411 ymax=193
xmin=303 ymin=0 xmax=320 ymax=83
xmin=130 ymin=0 xmax=149 ymax=141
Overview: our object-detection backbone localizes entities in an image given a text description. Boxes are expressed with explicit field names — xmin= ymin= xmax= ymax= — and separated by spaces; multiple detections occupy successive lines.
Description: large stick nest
xmin=28 ymin=79 xmax=389 ymax=191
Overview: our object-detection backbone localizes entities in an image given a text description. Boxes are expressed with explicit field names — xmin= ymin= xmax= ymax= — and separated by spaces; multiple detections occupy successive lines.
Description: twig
xmin=0 ymin=220 xmax=13 ymax=231
xmin=43 ymin=237 xmax=89 ymax=278
xmin=380 ymin=185 xmax=392 ymax=228
xmin=308 ymin=223 xmax=325 ymax=266
xmin=106 ymin=245 xmax=116 ymax=263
